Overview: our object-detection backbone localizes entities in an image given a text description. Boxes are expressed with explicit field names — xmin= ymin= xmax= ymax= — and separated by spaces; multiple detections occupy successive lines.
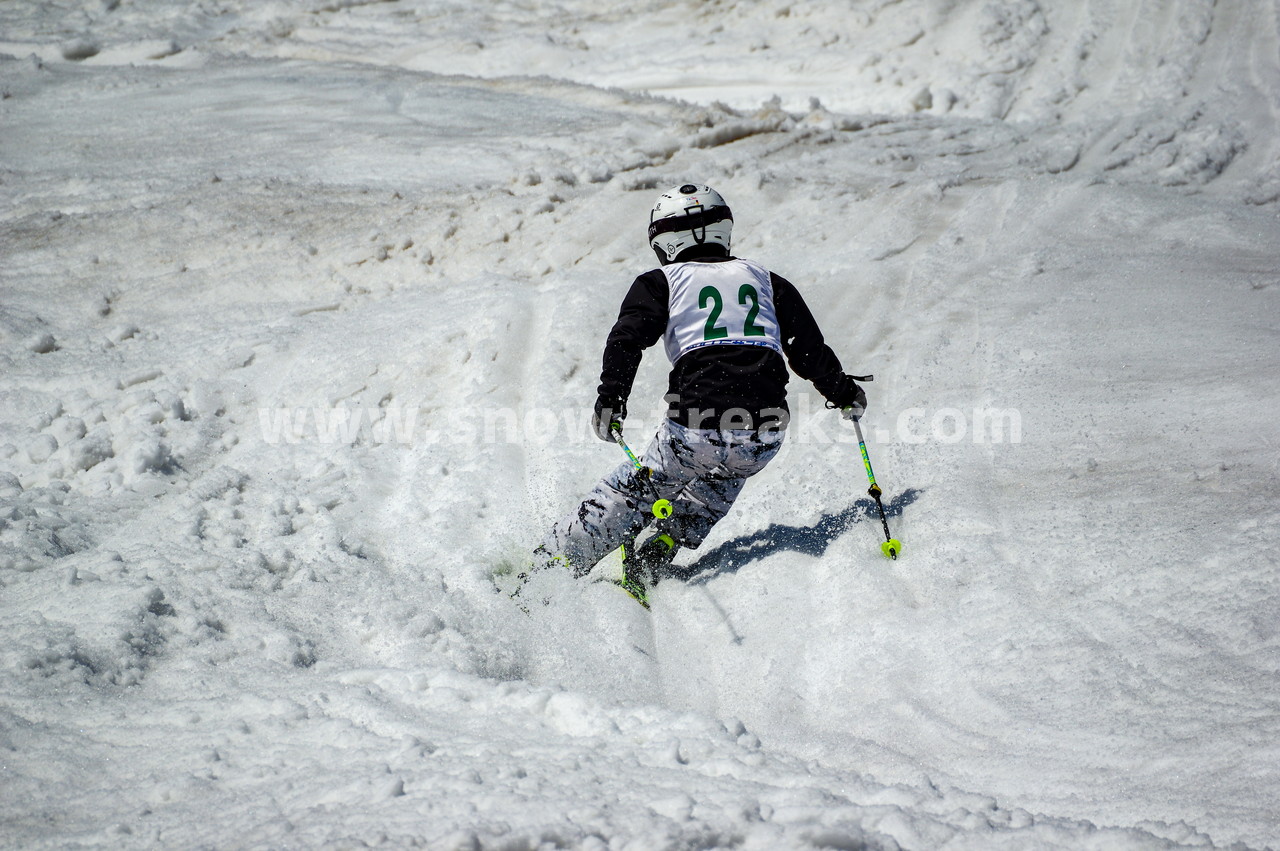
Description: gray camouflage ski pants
xmin=544 ymin=419 xmax=785 ymax=576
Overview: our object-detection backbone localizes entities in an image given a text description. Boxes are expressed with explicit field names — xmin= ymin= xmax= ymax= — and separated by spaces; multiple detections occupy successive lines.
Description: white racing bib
xmin=662 ymin=258 xmax=784 ymax=364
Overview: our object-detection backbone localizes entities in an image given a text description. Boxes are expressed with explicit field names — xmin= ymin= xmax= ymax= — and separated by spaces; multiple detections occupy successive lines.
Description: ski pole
xmin=851 ymin=417 xmax=903 ymax=560
xmin=610 ymin=424 xmax=673 ymax=520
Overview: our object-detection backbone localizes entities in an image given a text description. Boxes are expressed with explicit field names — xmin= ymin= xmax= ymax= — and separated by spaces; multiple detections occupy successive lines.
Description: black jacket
xmin=597 ymin=256 xmax=847 ymax=430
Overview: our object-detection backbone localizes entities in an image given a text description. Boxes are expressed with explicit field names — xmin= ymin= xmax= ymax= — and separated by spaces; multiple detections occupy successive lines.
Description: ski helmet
xmin=648 ymin=183 xmax=733 ymax=263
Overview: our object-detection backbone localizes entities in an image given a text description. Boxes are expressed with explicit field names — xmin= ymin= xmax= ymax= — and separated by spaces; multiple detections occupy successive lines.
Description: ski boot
xmin=622 ymin=531 xmax=680 ymax=592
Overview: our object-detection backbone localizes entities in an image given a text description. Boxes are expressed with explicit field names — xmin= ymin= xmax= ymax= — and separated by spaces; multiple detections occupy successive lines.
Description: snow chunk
xmin=66 ymin=429 xmax=114 ymax=473
xmin=24 ymin=333 xmax=57 ymax=354
xmin=107 ymin=324 xmax=139 ymax=344
xmin=25 ymin=434 xmax=58 ymax=464
xmin=544 ymin=692 xmax=620 ymax=737
xmin=50 ymin=417 xmax=87 ymax=446
xmin=909 ymin=87 xmax=933 ymax=112
xmin=127 ymin=435 xmax=171 ymax=475
xmin=59 ymin=39 xmax=99 ymax=61
xmin=118 ymin=368 xmax=163 ymax=390
xmin=86 ymin=40 xmax=182 ymax=64
xmin=0 ymin=472 xmax=21 ymax=498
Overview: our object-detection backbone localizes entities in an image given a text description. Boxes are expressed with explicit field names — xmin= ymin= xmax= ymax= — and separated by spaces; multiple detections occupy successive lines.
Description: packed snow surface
xmin=3 ymin=1 xmax=1279 ymax=848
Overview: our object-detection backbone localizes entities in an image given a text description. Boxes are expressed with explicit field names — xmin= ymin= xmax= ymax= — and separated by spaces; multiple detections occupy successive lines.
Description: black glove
xmin=826 ymin=375 xmax=868 ymax=421
xmin=592 ymin=396 xmax=627 ymax=442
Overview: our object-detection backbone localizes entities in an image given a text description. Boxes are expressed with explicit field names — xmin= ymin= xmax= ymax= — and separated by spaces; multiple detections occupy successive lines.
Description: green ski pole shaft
xmin=612 ymin=424 xmax=645 ymax=471
xmin=851 ymin=417 xmax=902 ymax=560
xmin=610 ymin=424 xmax=673 ymax=520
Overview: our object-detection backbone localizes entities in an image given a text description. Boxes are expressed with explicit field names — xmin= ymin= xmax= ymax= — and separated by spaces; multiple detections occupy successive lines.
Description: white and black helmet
xmin=648 ymin=183 xmax=733 ymax=263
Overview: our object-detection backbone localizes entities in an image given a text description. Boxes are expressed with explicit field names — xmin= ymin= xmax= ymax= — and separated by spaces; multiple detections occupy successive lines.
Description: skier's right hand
xmin=592 ymin=396 xmax=627 ymax=442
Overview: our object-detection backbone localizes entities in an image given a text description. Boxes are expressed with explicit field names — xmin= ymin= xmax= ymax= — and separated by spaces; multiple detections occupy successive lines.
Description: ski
xmin=502 ymin=551 xmax=652 ymax=612
xmin=610 ymin=576 xmax=651 ymax=609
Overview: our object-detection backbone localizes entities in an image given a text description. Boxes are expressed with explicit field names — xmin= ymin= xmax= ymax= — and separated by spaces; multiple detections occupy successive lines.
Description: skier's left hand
xmin=828 ymin=375 xmax=867 ymax=421
xmin=592 ymin=396 xmax=627 ymax=442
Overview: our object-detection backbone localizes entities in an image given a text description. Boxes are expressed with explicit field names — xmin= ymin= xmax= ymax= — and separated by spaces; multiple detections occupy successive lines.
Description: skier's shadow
xmin=663 ymin=488 xmax=922 ymax=586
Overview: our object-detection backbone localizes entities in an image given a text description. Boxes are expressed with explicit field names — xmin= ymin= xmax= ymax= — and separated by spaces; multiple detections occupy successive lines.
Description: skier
xmin=535 ymin=183 xmax=867 ymax=598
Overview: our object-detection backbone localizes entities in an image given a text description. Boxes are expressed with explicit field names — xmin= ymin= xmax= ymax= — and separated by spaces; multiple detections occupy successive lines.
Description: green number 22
xmin=699 ymin=284 xmax=767 ymax=340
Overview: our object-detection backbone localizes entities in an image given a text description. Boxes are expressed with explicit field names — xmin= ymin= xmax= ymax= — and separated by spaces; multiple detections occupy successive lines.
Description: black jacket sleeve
xmin=597 ymin=269 xmax=669 ymax=403
xmin=771 ymin=272 xmax=847 ymax=401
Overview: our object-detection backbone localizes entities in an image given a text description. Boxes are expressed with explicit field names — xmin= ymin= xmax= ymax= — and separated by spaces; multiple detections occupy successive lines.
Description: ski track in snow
xmin=2 ymin=1 xmax=1280 ymax=848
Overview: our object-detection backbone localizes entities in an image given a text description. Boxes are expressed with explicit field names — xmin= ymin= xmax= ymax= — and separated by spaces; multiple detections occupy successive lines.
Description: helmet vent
xmin=679 ymin=184 xmax=698 ymax=195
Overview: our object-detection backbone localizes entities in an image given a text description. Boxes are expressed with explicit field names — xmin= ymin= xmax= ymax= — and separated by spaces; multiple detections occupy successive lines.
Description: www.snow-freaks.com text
xmin=257 ymin=400 xmax=1021 ymax=447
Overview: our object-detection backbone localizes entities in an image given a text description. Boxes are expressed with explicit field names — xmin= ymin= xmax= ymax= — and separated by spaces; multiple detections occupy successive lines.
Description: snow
xmin=2 ymin=0 xmax=1279 ymax=848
